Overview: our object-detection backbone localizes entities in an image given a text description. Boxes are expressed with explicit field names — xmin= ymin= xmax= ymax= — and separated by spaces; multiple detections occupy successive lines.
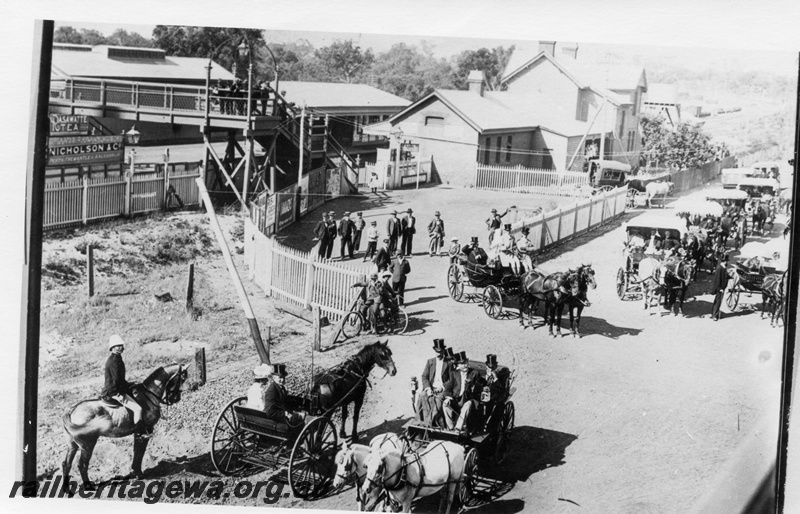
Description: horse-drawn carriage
xmin=586 ymin=158 xmax=630 ymax=193
xmin=401 ymin=361 xmax=516 ymax=507
xmin=737 ymin=177 xmax=781 ymax=199
xmin=726 ymin=240 xmax=788 ymax=325
xmin=447 ymin=251 xmax=524 ymax=319
xmin=210 ymin=342 xmax=397 ymax=499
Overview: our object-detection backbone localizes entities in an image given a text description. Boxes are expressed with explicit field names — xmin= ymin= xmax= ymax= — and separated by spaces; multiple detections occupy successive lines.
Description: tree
xmin=54 ymin=26 xmax=83 ymax=44
xmin=640 ymin=113 xmax=715 ymax=170
xmin=107 ymin=29 xmax=152 ymax=48
xmin=371 ymin=42 xmax=455 ymax=101
xmin=314 ymin=40 xmax=374 ymax=83
xmin=54 ymin=25 xmax=152 ymax=47
xmin=452 ymin=46 xmax=515 ymax=90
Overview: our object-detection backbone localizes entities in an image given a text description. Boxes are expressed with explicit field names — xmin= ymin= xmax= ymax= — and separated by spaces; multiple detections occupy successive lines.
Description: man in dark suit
xmin=711 ymin=253 xmax=730 ymax=321
xmin=386 ymin=211 xmax=401 ymax=254
xmin=313 ymin=212 xmax=330 ymax=258
xmin=260 ymin=364 xmax=303 ymax=427
xmin=390 ymin=252 xmax=411 ymax=306
xmin=352 ymin=212 xmax=366 ymax=253
xmin=338 ymin=212 xmax=354 ymax=259
xmin=373 ymin=238 xmax=392 ymax=272
xmin=415 ymin=339 xmax=453 ymax=427
xmin=443 ymin=351 xmax=481 ymax=433
xmin=102 ymin=334 xmax=143 ymax=430
xmin=325 ymin=211 xmax=337 ymax=259
xmin=401 ymin=208 xmax=416 ymax=256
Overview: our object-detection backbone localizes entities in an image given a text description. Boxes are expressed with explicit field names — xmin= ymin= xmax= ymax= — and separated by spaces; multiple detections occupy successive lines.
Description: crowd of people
xmin=211 ymin=78 xmax=275 ymax=117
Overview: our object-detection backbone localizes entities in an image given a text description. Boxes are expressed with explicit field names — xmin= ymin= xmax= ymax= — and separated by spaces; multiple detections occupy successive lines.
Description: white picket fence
xmin=476 ymin=163 xmax=589 ymax=197
xmin=245 ymin=221 xmax=371 ymax=324
xmin=509 ymin=186 xmax=628 ymax=252
xmin=44 ymin=170 xmax=202 ymax=230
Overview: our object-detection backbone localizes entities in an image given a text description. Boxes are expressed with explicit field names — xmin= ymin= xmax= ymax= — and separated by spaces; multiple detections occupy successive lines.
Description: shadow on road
xmin=404 ymin=310 xmax=439 ymax=335
xmin=573 ymin=316 xmax=643 ymax=339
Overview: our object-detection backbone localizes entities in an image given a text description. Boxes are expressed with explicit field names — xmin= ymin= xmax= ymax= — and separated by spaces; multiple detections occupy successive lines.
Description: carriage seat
xmin=233 ymin=405 xmax=299 ymax=438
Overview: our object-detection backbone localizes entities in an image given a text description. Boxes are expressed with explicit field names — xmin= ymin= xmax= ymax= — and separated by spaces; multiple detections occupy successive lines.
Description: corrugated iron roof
xmin=277 ymin=81 xmax=410 ymax=110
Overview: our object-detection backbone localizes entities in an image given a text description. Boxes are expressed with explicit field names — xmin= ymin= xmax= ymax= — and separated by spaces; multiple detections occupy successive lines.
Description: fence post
xmin=573 ymin=201 xmax=580 ymax=235
xmin=81 ymin=177 xmax=89 ymax=225
xmin=539 ymin=215 xmax=548 ymax=249
xmin=195 ymin=348 xmax=206 ymax=386
xmin=163 ymin=150 xmax=171 ymax=208
xmin=313 ymin=305 xmax=321 ymax=352
xmin=125 ymin=170 xmax=133 ymax=217
xmin=556 ymin=207 xmax=563 ymax=241
xmin=304 ymin=251 xmax=316 ymax=309
xmin=186 ymin=263 xmax=195 ymax=314
xmin=587 ymin=198 xmax=594 ymax=231
xmin=86 ymin=244 xmax=94 ymax=297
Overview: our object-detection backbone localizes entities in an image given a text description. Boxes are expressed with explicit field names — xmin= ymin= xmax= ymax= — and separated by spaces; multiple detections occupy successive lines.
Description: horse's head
xmin=370 ymin=340 xmax=397 ymax=377
xmin=145 ymin=363 xmax=189 ymax=405
xmin=579 ymin=264 xmax=597 ymax=291
xmin=361 ymin=448 xmax=388 ymax=508
xmin=333 ymin=441 xmax=356 ymax=489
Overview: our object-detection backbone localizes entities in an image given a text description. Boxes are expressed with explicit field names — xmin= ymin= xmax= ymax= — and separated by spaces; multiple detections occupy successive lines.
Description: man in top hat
xmin=401 ymin=208 xmax=416 ymax=256
xmin=363 ymin=220 xmax=379 ymax=262
xmin=443 ymin=351 xmax=482 ymax=434
xmin=102 ymin=335 xmax=143 ymax=431
xmin=390 ymin=251 xmax=411 ymax=306
xmin=486 ymin=207 xmax=510 ymax=245
xmin=373 ymin=238 xmax=392 ymax=272
xmin=254 ymin=363 xmax=303 ymax=427
xmin=352 ymin=212 xmax=366 ymax=253
xmin=313 ymin=212 xmax=331 ymax=258
xmin=466 ymin=236 xmax=489 ymax=265
xmin=386 ymin=210 xmax=401 ymax=254
xmin=338 ymin=212 xmax=355 ymax=260
xmin=427 ymin=211 xmax=446 ymax=257
xmin=325 ymin=211 xmax=338 ymax=259
xmin=416 ymin=339 xmax=453 ymax=426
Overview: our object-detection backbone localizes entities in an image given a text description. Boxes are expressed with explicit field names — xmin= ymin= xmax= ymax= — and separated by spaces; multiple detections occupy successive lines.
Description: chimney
xmin=561 ymin=44 xmax=579 ymax=60
xmin=467 ymin=70 xmax=486 ymax=96
xmin=539 ymin=40 xmax=556 ymax=57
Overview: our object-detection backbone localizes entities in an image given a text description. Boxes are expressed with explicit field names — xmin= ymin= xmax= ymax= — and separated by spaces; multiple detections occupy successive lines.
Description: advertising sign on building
xmin=49 ymin=114 xmax=90 ymax=136
xmin=47 ymin=135 xmax=125 ymax=166
xmin=276 ymin=191 xmax=295 ymax=231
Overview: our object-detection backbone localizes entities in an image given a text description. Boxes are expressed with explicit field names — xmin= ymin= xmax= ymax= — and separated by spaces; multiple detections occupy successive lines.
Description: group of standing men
xmin=212 ymin=79 xmax=274 ymax=116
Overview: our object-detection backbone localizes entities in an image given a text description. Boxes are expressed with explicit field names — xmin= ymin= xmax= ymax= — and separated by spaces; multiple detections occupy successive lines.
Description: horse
xmin=554 ymin=265 xmax=597 ymax=337
xmin=637 ymin=257 xmax=664 ymax=313
xmin=362 ymin=440 xmax=465 ymax=514
xmin=518 ymin=269 xmax=569 ymax=334
xmin=662 ymin=255 xmax=695 ymax=316
xmin=62 ymin=363 xmax=188 ymax=489
xmin=333 ymin=432 xmax=404 ymax=511
xmin=752 ymin=204 xmax=769 ymax=235
xmin=645 ymin=181 xmax=674 ymax=209
xmin=311 ymin=340 xmax=397 ymax=443
xmin=761 ymin=271 xmax=788 ymax=327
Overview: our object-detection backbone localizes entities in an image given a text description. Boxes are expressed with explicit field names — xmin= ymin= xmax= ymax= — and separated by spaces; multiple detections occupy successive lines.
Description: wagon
xmin=616 ymin=215 xmax=687 ymax=300
xmin=403 ymin=361 xmax=516 ymax=506
xmin=726 ymin=259 xmax=780 ymax=311
xmin=210 ymin=391 xmax=339 ymax=499
xmin=737 ymin=177 xmax=781 ymax=199
xmin=447 ymin=252 xmax=523 ymax=319
xmin=586 ymin=158 xmax=630 ymax=192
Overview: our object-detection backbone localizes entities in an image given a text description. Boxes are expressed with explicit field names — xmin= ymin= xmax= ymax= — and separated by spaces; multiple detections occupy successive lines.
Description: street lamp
xmin=125 ymin=125 xmax=141 ymax=145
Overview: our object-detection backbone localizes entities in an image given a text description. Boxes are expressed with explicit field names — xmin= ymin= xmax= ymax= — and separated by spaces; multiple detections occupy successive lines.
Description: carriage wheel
xmin=447 ymin=264 xmax=465 ymax=302
xmin=494 ymin=402 xmax=515 ymax=465
xmin=482 ymin=285 xmax=503 ymax=319
xmin=341 ymin=312 xmax=364 ymax=339
xmin=388 ymin=307 xmax=409 ymax=335
xmin=616 ymin=268 xmax=627 ymax=300
xmin=726 ymin=289 xmax=740 ymax=311
xmin=458 ymin=448 xmax=479 ymax=507
xmin=289 ymin=417 xmax=338 ymax=499
xmin=210 ymin=396 xmax=258 ymax=476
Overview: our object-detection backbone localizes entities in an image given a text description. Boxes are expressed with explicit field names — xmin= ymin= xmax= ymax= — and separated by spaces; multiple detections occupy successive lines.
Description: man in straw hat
xmin=363 ymin=220 xmax=379 ymax=262
xmin=447 ymin=237 xmax=462 ymax=264
xmin=427 ymin=211 xmax=445 ymax=257
xmin=102 ymin=334 xmax=143 ymax=431
xmin=443 ymin=351 xmax=481 ymax=434
xmin=415 ymin=339 xmax=453 ymax=426
xmin=248 ymin=363 xmax=303 ymax=426
xmin=486 ymin=207 xmax=510 ymax=245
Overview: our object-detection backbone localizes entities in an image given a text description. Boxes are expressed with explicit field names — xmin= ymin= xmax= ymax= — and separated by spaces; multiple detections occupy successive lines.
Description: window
xmin=506 ymin=136 xmax=512 ymax=162
xmin=495 ymin=136 xmax=502 ymax=163
xmin=484 ymin=138 xmax=491 ymax=165
xmin=425 ymin=116 xmax=444 ymax=126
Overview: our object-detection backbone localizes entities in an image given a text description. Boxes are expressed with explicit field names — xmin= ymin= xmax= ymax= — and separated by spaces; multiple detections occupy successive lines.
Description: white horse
xmin=333 ymin=433 xmax=404 ymax=511
xmin=362 ymin=440 xmax=465 ymax=514
xmin=645 ymin=181 xmax=674 ymax=208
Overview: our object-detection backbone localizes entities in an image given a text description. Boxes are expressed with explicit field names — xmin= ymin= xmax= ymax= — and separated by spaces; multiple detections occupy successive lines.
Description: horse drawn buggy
xmin=726 ymin=242 xmax=788 ymax=325
xmin=210 ymin=341 xmax=397 ymax=499
xmin=447 ymin=249 xmax=525 ymax=319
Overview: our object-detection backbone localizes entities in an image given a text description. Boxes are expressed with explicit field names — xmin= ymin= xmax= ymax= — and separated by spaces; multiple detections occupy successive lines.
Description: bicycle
xmin=341 ymin=297 xmax=409 ymax=338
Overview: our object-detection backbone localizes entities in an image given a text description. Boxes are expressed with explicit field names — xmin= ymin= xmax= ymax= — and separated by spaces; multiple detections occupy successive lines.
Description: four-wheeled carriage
xmin=447 ymin=254 xmax=524 ymax=319
xmin=617 ymin=215 xmax=687 ymax=300
xmin=210 ymin=393 xmax=339 ymax=499
xmin=725 ymin=261 xmax=778 ymax=311
xmin=403 ymin=361 xmax=516 ymax=505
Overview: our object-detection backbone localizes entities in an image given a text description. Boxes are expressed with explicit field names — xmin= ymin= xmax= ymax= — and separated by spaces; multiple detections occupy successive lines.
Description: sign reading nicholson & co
xmin=47 ymin=135 xmax=125 ymax=166
xmin=49 ymin=114 xmax=90 ymax=136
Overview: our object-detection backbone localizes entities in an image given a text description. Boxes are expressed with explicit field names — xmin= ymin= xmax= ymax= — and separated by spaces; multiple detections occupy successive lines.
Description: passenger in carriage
xmin=492 ymin=224 xmax=522 ymax=274
xmin=664 ymin=234 xmax=681 ymax=253
xmin=465 ymin=236 xmax=489 ymax=265
xmin=516 ymin=227 xmax=537 ymax=272
xmin=415 ymin=339 xmax=453 ymax=427
xmin=443 ymin=351 xmax=481 ymax=435
xmin=644 ymin=231 xmax=664 ymax=256
xmin=247 ymin=363 xmax=304 ymax=427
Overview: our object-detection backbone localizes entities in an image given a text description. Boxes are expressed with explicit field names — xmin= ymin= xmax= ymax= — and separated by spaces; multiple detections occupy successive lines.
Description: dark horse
xmin=62 ymin=363 xmax=188 ymax=488
xmin=518 ymin=269 xmax=569 ymax=334
xmin=557 ymin=265 xmax=597 ymax=337
xmin=661 ymin=256 xmax=695 ymax=316
xmin=311 ymin=341 xmax=396 ymax=443
xmin=762 ymin=271 xmax=788 ymax=327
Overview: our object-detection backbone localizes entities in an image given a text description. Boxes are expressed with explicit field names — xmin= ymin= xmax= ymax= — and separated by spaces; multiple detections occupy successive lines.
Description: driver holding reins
xmin=102 ymin=334 xmax=143 ymax=432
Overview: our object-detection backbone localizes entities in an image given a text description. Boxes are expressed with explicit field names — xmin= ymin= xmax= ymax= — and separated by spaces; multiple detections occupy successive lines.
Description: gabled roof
xmin=278 ymin=81 xmax=410 ymax=110
xmin=51 ymin=44 xmax=234 ymax=83
xmin=645 ymin=83 xmax=679 ymax=105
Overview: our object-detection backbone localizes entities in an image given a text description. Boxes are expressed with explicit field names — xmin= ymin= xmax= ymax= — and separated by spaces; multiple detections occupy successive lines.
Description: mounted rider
xmin=102 ymin=335 xmax=143 ymax=432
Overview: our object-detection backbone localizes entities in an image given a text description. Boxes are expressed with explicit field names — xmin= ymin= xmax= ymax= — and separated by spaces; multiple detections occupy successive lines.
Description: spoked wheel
xmin=210 ymin=396 xmax=258 ymax=476
xmin=616 ymin=268 xmax=627 ymax=299
xmin=483 ymin=285 xmax=503 ymax=318
xmin=448 ymin=264 xmax=464 ymax=301
xmin=341 ymin=311 xmax=364 ymax=339
xmin=391 ymin=307 xmax=409 ymax=334
xmin=459 ymin=448 xmax=479 ymax=507
xmin=726 ymin=288 xmax=740 ymax=311
xmin=289 ymin=417 xmax=339 ymax=499
xmin=494 ymin=401 xmax=515 ymax=465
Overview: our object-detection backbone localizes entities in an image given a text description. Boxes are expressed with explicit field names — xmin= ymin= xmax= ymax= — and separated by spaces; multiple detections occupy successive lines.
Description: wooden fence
xmin=44 ymin=168 xmax=202 ymax=230
xmin=508 ymin=186 xmax=628 ymax=253
xmin=476 ymin=163 xmax=589 ymax=197
xmin=244 ymin=219 xmax=369 ymax=323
